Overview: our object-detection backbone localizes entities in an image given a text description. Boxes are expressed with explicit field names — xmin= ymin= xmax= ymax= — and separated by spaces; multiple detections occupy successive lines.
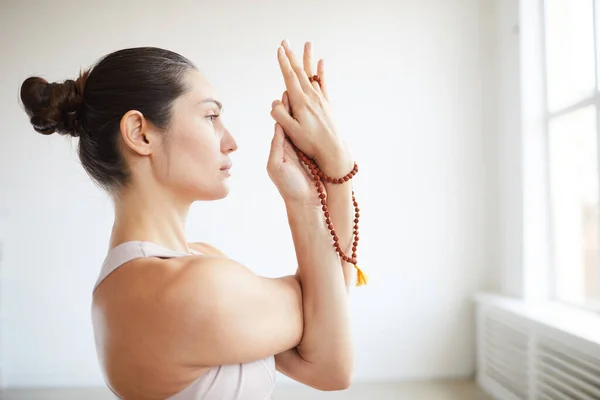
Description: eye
xmin=207 ymin=114 xmax=220 ymax=123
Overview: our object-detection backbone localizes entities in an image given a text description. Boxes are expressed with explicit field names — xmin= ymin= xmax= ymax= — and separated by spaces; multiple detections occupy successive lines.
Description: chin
xmin=212 ymin=188 xmax=230 ymax=200
xmin=194 ymin=184 xmax=230 ymax=201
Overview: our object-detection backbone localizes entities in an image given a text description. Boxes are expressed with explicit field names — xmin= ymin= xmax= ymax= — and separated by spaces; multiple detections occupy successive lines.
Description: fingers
xmin=281 ymin=40 xmax=314 ymax=94
xmin=279 ymin=91 xmax=299 ymax=152
xmin=316 ymin=59 xmax=329 ymax=101
xmin=277 ymin=46 xmax=305 ymax=103
xmin=303 ymin=42 xmax=315 ymax=78
xmin=304 ymin=42 xmax=322 ymax=94
xmin=270 ymin=99 xmax=299 ymax=137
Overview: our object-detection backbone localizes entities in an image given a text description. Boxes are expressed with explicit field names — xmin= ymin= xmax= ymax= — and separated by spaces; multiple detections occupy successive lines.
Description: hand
xmin=267 ymin=91 xmax=325 ymax=207
xmin=270 ymin=40 xmax=347 ymax=174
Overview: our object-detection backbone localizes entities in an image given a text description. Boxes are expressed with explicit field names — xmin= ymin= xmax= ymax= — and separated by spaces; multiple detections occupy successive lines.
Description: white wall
xmin=483 ymin=0 xmax=524 ymax=297
xmin=0 ymin=0 xmax=494 ymax=388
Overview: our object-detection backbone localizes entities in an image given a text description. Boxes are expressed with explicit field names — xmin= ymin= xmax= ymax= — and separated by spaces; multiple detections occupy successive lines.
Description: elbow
xmin=313 ymin=369 xmax=353 ymax=391
xmin=328 ymin=373 xmax=353 ymax=391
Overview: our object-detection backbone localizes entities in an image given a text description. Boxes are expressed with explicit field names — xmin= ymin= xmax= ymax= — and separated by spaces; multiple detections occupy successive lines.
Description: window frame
xmin=541 ymin=0 xmax=600 ymax=313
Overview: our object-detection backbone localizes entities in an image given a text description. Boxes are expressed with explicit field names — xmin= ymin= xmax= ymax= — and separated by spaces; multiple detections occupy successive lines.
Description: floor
xmin=1 ymin=379 xmax=492 ymax=399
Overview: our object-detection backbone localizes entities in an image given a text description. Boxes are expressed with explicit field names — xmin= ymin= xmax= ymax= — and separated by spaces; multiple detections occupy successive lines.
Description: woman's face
xmin=153 ymin=69 xmax=238 ymax=202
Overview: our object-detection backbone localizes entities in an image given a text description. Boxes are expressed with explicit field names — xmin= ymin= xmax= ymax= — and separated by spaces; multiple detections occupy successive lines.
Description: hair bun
xmin=20 ymin=71 xmax=88 ymax=137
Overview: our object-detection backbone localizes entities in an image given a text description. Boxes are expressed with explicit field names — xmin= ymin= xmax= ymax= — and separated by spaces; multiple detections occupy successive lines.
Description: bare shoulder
xmin=162 ymin=255 xmax=303 ymax=367
xmin=188 ymin=241 xmax=227 ymax=257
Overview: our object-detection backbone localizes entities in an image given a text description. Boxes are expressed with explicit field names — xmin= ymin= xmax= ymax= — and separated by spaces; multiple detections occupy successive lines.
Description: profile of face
xmin=121 ymin=70 xmax=238 ymax=203
xmin=20 ymin=47 xmax=240 ymax=202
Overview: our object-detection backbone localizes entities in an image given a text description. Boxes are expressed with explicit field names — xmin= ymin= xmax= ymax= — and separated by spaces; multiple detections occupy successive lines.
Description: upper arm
xmin=164 ymin=256 xmax=304 ymax=368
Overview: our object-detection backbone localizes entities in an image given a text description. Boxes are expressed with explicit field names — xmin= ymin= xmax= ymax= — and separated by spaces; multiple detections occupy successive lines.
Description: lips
xmin=220 ymin=163 xmax=232 ymax=171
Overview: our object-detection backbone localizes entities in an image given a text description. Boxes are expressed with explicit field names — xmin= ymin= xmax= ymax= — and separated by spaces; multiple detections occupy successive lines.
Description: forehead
xmin=183 ymin=69 xmax=218 ymax=102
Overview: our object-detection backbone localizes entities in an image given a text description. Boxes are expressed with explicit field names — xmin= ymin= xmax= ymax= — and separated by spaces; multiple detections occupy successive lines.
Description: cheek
xmin=169 ymin=124 xmax=220 ymax=173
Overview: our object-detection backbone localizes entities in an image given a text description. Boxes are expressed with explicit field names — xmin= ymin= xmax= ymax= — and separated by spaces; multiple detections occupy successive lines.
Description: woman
xmin=19 ymin=40 xmax=365 ymax=399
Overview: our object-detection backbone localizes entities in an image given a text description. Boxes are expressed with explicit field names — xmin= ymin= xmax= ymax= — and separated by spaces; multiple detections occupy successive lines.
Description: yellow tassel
xmin=354 ymin=265 xmax=368 ymax=287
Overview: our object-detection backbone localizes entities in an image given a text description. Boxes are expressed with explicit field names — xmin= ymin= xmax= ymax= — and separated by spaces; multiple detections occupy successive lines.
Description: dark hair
xmin=20 ymin=47 xmax=197 ymax=191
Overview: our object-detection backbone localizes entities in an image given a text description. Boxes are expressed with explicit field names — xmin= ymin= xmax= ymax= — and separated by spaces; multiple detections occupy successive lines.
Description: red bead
xmin=292 ymin=149 xmax=360 ymax=270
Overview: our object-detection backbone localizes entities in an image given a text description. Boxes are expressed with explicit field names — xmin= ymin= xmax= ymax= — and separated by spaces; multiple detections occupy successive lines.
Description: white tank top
xmin=93 ymin=241 xmax=276 ymax=400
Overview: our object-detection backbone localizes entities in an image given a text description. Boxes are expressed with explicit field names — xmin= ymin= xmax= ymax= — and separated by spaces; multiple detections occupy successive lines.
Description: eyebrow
xmin=198 ymin=98 xmax=223 ymax=111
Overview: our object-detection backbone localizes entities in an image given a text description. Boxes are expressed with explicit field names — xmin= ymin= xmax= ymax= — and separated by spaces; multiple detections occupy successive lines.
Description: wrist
xmin=284 ymin=199 xmax=321 ymax=215
xmin=285 ymin=201 xmax=326 ymax=230
xmin=315 ymin=145 xmax=355 ymax=178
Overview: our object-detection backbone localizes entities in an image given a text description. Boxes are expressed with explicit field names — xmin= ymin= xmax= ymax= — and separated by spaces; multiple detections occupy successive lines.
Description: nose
xmin=222 ymin=127 xmax=238 ymax=154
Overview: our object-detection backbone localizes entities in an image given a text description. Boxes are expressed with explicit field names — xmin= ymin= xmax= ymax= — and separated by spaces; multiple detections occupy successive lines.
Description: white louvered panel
xmin=485 ymin=360 xmax=529 ymax=399
xmin=537 ymin=393 xmax=557 ymax=400
xmin=480 ymin=306 xmax=531 ymax=399
xmin=485 ymin=312 xmax=529 ymax=340
xmin=485 ymin=344 xmax=528 ymax=373
xmin=475 ymin=295 xmax=600 ymax=400
xmin=539 ymin=369 xmax=596 ymax=400
xmin=537 ymin=369 xmax=595 ymax=400
xmin=535 ymin=335 xmax=600 ymax=400
xmin=537 ymin=350 xmax=600 ymax=399
xmin=539 ymin=336 xmax=600 ymax=374
xmin=538 ymin=348 xmax=600 ymax=387
xmin=537 ymin=380 xmax=576 ymax=400
xmin=485 ymin=332 xmax=529 ymax=354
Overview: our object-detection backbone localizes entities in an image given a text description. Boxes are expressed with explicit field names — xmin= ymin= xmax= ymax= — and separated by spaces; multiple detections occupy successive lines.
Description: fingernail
xmin=283 ymin=39 xmax=289 ymax=47
xmin=272 ymin=100 xmax=280 ymax=108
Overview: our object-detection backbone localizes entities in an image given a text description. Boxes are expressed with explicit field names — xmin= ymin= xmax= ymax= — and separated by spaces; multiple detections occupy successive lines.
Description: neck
xmin=110 ymin=183 xmax=192 ymax=254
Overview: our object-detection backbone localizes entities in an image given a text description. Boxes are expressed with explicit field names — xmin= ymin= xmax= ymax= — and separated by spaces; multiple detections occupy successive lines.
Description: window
xmin=544 ymin=0 xmax=600 ymax=310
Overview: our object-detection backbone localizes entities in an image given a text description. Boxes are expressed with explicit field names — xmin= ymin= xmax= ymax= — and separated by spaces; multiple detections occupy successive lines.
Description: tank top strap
xmin=93 ymin=241 xmax=201 ymax=292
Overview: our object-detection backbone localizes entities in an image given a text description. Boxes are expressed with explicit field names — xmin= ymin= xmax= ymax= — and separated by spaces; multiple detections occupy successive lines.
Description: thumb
xmin=283 ymin=91 xmax=291 ymax=114
xmin=268 ymin=123 xmax=285 ymax=169
xmin=271 ymin=99 xmax=298 ymax=139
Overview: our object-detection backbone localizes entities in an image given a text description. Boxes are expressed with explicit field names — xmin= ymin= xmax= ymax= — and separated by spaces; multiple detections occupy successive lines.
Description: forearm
xmin=320 ymin=151 xmax=357 ymax=292
xmin=285 ymin=201 xmax=352 ymax=371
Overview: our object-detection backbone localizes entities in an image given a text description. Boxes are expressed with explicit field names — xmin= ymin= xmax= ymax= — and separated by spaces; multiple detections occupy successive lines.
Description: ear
xmin=119 ymin=110 xmax=158 ymax=156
